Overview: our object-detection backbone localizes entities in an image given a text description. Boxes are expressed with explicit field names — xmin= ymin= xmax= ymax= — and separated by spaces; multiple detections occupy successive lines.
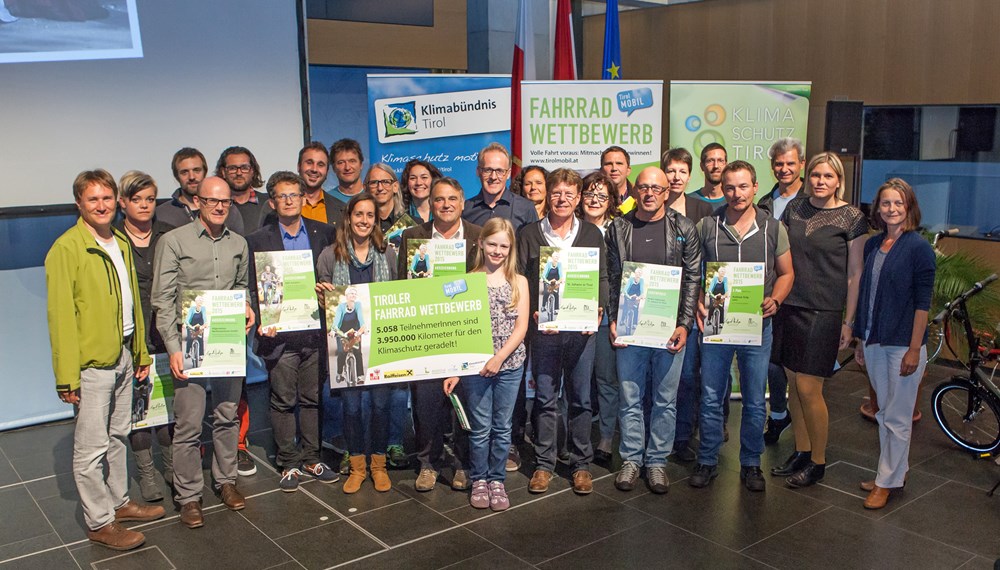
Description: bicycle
xmin=930 ymin=273 xmax=1000 ymax=456
xmin=622 ymin=294 xmax=641 ymax=335
xmin=541 ymin=279 xmax=559 ymax=322
xmin=334 ymin=329 xmax=362 ymax=387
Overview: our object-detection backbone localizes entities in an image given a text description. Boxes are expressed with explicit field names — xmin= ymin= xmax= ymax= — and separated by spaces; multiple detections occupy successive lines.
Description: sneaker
xmin=338 ymin=451 xmax=351 ymax=476
xmin=415 ymin=468 xmax=438 ymax=492
xmin=386 ymin=445 xmax=408 ymax=469
xmin=647 ymin=466 xmax=670 ymax=494
xmin=671 ymin=441 xmax=696 ymax=463
xmin=689 ymin=463 xmax=719 ymax=488
xmin=279 ymin=468 xmax=302 ymax=492
xmin=451 ymin=468 xmax=470 ymax=491
xmin=488 ymin=481 xmax=510 ymax=511
xmin=470 ymin=480 xmax=490 ymax=509
xmin=615 ymin=461 xmax=640 ymax=491
xmin=763 ymin=415 xmax=792 ymax=445
xmin=303 ymin=462 xmax=340 ymax=483
xmin=237 ymin=449 xmax=257 ymax=477
xmin=741 ymin=465 xmax=766 ymax=492
xmin=505 ymin=446 xmax=521 ymax=472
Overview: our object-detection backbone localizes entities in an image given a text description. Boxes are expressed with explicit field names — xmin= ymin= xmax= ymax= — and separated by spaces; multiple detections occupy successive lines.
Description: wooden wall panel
xmin=307 ymin=0 xmax=466 ymax=70
xmin=583 ymin=0 xmax=1000 ymax=160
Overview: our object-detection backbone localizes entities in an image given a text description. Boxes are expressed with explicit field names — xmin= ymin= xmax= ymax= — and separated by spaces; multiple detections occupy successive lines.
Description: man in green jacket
xmin=45 ymin=170 xmax=164 ymax=551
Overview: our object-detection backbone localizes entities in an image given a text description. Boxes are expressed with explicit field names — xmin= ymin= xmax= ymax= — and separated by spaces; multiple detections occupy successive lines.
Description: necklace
xmin=124 ymin=223 xmax=152 ymax=241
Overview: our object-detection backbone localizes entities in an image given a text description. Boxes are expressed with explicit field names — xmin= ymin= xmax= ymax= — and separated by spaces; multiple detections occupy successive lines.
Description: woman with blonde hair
xmin=770 ymin=152 xmax=868 ymax=488
xmin=444 ymin=218 xmax=529 ymax=511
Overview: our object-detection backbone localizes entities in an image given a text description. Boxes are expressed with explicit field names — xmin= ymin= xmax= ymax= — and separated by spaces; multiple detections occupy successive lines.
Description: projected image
xmin=0 ymin=0 xmax=142 ymax=63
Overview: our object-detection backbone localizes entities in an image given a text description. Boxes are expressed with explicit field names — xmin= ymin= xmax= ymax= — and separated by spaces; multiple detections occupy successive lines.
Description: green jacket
xmin=45 ymin=218 xmax=152 ymax=393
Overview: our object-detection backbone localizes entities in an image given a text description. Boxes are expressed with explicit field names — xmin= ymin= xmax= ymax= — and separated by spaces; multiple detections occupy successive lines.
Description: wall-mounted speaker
xmin=825 ymin=100 xmax=864 ymax=155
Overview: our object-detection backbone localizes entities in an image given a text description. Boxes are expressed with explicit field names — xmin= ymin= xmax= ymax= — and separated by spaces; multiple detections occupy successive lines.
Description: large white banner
xmin=521 ymin=80 xmax=663 ymax=173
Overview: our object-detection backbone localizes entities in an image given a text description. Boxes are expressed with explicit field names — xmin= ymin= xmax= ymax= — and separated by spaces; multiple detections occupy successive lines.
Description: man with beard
xmin=693 ymin=143 xmax=728 ymax=207
xmin=156 ymin=147 xmax=245 ymax=234
xmin=217 ymin=146 xmax=270 ymax=232
xmin=297 ymin=141 xmax=346 ymax=227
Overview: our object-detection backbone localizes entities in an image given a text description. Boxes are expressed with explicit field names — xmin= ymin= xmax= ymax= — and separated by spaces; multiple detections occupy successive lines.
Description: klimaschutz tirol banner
xmin=669 ymin=81 xmax=811 ymax=198
xmin=367 ymin=74 xmax=511 ymax=197
xmin=520 ymin=80 xmax=663 ymax=174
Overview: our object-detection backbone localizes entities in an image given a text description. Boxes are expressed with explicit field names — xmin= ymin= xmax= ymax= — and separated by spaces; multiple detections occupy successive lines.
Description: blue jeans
xmin=675 ymin=329 xmax=702 ymax=445
xmin=388 ymin=386 xmax=409 ymax=447
xmin=697 ymin=319 xmax=773 ymax=467
xmin=594 ymin=322 xmax=619 ymax=441
xmin=616 ymin=344 xmax=686 ymax=467
xmin=766 ymin=362 xmax=788 ymax=415
xmin=532 ymin=333 xmax=596 ymax=472
xmin=343 ymin=386 xmax=390 ymax=456
xmin=463 ymin=366 xmax=523 ymax=482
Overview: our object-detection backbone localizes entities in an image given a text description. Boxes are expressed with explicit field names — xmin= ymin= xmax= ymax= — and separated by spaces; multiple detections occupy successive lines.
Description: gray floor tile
xmin=90 ymin=545 xmax=174 ymax=570
xmin=350 ymin=498 xmax=457 ymax=547
xmin=0 ymin=486 xmax=53 ymax=549
xmin=0 ymin=546 xmax=77 ymax=569
xmin=275 ymin=519 xmax=384 ymax=569
xmin=336 ymin=527 xmax=494 ymax=570
xmin=742 ymin=506 xmax=974 ymax=570
xmin=241 ymin=485 xmax=340 ymax=539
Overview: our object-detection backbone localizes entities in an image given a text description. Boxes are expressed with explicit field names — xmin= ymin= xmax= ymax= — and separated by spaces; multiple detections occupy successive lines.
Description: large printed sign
xmin=326 ymin=273 xmax=495 ymax=389
xmin=181 ymin=289 xmax=247 ymax=377
xmin=669 ymin=81 xmax=811 ymax=197
xmin=131 ymin=354 xmax=174 ymax=430
xmin=537 ymin=246 xmax=600 ymax=332
xmin=615 ymin=262 xmax=682 ymax=349
xmin=521 ymin=80 xmax=663 ymax=173
xmin=367 ymin=75 xmax=511 ymax=198
xmin=254 ymin=250 xmax=321 ymax=333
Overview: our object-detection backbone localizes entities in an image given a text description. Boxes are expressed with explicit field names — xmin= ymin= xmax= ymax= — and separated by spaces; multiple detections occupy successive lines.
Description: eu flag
xmin=602 ymin=0 xmax=621 ymax=80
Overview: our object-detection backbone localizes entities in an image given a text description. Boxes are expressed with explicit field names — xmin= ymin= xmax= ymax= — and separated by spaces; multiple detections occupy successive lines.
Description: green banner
xmin=703 ymin=262 xmax=764 ymax=346
xmin=325 ymin=273 xmax=494 ymax=389
xmin=255 ymin=250 xmax=321 ymax=333
xmin=405 ymin=239 xmax=467 ymax=279
xmin=669 ymin=81 xmax=811 ymax=200
xmin=616 ymin=262 xmax=682 ymax=349
xmin=131 ymin=353 xmax=174 ymax=430
xmin=538 ymin=246 xmax=600 ymax=332
xmin=182 ymin=289 xmax=246 ymax=377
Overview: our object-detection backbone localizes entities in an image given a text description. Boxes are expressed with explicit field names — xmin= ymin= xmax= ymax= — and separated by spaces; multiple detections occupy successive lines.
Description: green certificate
xmin=616 ymin=262 xmax=682 ymax=349
xmin=131 ymin=353 xmax=175 ymax=430
xmin=182 ymin=289 xmax=247 ymax=377
xmin=405 ymin=239 xmax=467 ymax=279
xmin=255 ymin=250 xmax=321 ymax=333
xmin=537 ymin=246 xmax=600 ymax=332
xmin=325 ymin=273 xmax=494 ymax=389
xmin=703 ymin=262 xmax=764 ymax=346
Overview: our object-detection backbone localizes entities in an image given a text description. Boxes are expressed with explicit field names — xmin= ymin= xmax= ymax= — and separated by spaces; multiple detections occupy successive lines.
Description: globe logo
xmin=684 ymin=102 xmax=726 ymax=157
xmin=383 ymin=101 xmax=417 ymax=137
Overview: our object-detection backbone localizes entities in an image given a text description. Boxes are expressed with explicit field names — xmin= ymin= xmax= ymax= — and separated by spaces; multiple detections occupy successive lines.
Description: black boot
xmin=786 ymin=462 xmax=825 ymax=488
xmin=770 ymin=451 xmax=811 ymax=477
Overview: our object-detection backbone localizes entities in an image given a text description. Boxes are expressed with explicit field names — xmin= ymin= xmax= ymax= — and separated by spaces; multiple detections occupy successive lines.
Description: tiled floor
xmin=2 ymin=361 xmax=999 ymax=569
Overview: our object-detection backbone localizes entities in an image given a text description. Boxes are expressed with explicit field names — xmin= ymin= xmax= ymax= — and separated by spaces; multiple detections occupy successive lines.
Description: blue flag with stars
xmin=602 ymin=0 xmax=621 ymax=80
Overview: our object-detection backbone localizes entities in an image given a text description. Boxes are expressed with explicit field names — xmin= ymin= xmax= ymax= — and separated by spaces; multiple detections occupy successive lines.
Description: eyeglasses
xmin=549 ymin=192 xmax=578 ymax=201
xmin=224 ymin=164 xmax=252 ymax=174
xmin=582 ymin=191 xmax=609 ymax=203
xmin=367 ymin=179 xmax=395 ymax=189
xmin=480 ymin=167 xmax=509 ymax=178
xmin=199 ymin=197 xmax=233 ymax=208
xmin=273 ymin=192 xmax=302 ymax=202
xmin=635 ymin=184 xmax=667 ymax=195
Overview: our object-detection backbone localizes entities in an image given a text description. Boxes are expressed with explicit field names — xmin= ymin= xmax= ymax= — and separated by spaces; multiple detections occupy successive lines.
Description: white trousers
xmin=863 ymin=343 xmax=926 ymax=488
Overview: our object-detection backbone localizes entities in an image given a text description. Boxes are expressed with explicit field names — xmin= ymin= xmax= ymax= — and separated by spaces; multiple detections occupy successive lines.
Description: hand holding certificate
xmin=614 ymin=262 xmax=683 ymax=349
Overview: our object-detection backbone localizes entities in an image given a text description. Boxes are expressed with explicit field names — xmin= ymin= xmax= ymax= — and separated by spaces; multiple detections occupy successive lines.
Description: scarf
xmin=330 ymin=239 xmax=391 ymax=286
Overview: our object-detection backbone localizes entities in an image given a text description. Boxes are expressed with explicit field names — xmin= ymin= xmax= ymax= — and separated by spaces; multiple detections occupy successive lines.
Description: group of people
xmin=46 ymin=134 xmax=935 ymax=552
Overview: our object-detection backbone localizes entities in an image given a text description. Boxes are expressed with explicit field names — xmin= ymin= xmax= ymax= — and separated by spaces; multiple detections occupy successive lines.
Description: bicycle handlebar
xmin=934 ymin=273 xmax=999 ymax=322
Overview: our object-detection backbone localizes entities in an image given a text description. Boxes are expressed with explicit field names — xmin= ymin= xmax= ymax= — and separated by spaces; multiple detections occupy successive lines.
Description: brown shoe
xmin=860 ymin=472 xmax=907 ymax=492
xmin=370 ymin=454 xmax=392 ymax=492
xmin=87 ymin=521 xmax=145 ymax=551
xmin=573 ymin=470 xmax=593 ymax=495
xmin=219 ymin=483 xmax=245 ymax=511
xmin=863 ymin=486 xmax=891 ymax=509
xmin=115 ymin=500 xmax=166 ymax=522
xmin=179 ymin=501 xmax=204 ymax=529
xmin=528 ymin=470 xmax=552 ymax=494
xmin=451 ymin=468 xmax=470 ymax=491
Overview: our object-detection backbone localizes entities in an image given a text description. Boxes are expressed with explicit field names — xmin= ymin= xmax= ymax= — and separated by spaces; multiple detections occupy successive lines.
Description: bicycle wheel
xmin=931 ymin=379 xmax=1000 ymax=454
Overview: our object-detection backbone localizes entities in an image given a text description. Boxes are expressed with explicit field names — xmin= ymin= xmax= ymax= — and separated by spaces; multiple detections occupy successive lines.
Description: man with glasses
xmin=246 ymin=172 xmax=338 ymax=492
xmin=689 ymin=161 xmax=794 ymax=492
xmin=157 ymin=147 xmax=245 ymax=234
xmin=153 ymin=176 xmax=255 ymax=528
xmin=327 ymin=139 xmax=366 ymax=206
xmin=397 ymin=177 xmax=482 ymax=492
xmin=462 ymin=142 xmax=539 ymax=231
xmin=606 ymin=167 xmax=702 ymax=494
xmin=516 ymin=169 xmax=609 ymax=495
xmin=693 ymin=143 xmax=728 ymax=206
xmin=216 ymin=146 xmax=270 ymax=232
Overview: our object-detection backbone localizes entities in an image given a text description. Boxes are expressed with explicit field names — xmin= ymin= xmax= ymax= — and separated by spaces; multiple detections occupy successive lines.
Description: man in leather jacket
xmin=605 ymin=167 xmax=702 ymax=494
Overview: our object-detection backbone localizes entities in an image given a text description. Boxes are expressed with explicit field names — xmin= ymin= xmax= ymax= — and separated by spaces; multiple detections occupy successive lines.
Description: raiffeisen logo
xmin=383 ymin=101 xmax=417 ymax=137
